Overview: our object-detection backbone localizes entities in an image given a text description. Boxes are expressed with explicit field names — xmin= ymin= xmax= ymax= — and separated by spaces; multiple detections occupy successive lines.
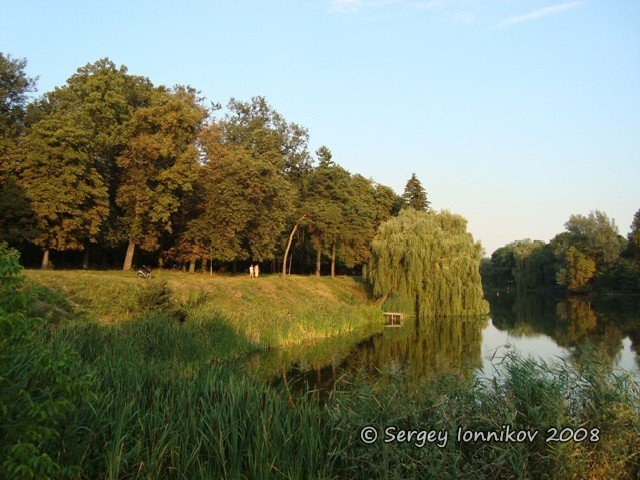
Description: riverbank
xmin=23 ymin=269 xmax=383 ymax=349
xmin=5 ymin=266 xmax=640 ymax=479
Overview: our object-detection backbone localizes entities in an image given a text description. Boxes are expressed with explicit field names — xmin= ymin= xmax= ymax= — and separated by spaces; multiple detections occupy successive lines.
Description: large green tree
xmin=560 ymin=246 xmax=596 ymax=293
xmin=117 ymin=87 xmax=207 ymax=270
xmin=368 ymin=209 xmax=489 ymax=315
xmin=562 ymin=210 xmax=626 ymax=268
xmin=178 ymin=122 xmax=295 ymax=269
xmin=300 ymin=148 xmax=351 ymax=277
xmin=222 ymin=96 xmax=311 ymax=179
xmin=32 ymin=59 xmax=155 ymax=265
xmin=18 ymin=110 xmax=109 ymax=268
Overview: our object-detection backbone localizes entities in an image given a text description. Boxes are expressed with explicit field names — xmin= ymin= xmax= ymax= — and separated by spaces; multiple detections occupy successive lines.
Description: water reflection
xmin=249 ymin=316 xmax=487 ymax=400
xmin=486 ymin=292 xmax=640 ymax=371
xmin=250 ymin=293 xmax=640 ymax=396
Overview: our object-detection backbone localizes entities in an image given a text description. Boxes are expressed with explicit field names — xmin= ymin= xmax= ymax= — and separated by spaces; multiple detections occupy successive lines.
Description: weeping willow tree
xmin=368 ymin=209 xmax=489 ymax=316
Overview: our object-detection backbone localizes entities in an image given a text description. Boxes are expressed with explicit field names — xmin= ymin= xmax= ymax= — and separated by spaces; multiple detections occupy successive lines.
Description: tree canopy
xmin=483 ymin=209 xmax=640 ymax=295
xmin=368 ymin=209 xmax=489 ymax=316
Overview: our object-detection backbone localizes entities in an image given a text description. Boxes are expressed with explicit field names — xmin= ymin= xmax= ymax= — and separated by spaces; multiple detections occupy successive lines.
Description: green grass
xmin=23 ymin=269 xmax=384 ymax=348
xmin=5 ymin=268 xmax=640 ymax=479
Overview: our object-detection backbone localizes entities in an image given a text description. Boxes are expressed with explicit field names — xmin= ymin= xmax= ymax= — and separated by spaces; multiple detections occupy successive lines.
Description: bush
xmin=0 ymin=244 xmax=92 ymax=479
xmin=135 ymin=279 xmax=186 ymax=322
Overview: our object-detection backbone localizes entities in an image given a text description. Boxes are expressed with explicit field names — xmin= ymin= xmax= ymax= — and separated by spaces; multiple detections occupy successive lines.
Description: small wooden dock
xmin=383 ymin=312 xmax=403 ymax=327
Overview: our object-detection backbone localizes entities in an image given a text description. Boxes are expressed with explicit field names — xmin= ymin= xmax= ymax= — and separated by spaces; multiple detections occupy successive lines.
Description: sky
xmin=1 ymin=0 xmax=639 ymax=254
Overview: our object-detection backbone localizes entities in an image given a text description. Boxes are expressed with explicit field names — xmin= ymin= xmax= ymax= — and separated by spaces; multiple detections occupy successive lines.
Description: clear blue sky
xmin=2 ymin=0 xmax=638 ymax=254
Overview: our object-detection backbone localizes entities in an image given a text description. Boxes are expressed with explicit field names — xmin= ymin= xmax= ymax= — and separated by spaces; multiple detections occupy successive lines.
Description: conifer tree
xmin=402 ymin=173 xmax=430 ymax=211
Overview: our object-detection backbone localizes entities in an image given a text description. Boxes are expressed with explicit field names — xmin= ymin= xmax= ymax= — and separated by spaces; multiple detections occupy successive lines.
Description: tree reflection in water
xmin=249 ymin=315 xmax=488 ymax=402
xmin=248 ymin=294 xmax=639 ymax=402
xmin=487 ymin=291 xmax=640 ymax=366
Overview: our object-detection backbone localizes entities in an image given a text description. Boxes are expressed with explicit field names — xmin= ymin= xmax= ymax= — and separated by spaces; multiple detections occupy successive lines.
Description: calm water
xmin=249 ymin=293 xmax=640 ymax=395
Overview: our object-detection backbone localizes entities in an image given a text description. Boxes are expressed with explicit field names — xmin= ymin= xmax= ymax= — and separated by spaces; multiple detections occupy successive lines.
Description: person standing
xmin=254 ymin=263 xmax=260 ymax=278
xmin=249 ymin=264 xmax=254 ymax=278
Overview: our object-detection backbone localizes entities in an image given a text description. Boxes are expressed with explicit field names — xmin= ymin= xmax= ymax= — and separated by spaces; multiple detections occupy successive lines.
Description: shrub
xmin=0 ymin=244 xmax=92 ymax=479
xmin=136 ymin=279 xmax=186 ymax=322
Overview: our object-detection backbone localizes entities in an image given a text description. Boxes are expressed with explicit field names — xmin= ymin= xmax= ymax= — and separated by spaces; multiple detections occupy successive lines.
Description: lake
xmin=248 ymin=293 xmax=640 ymax=397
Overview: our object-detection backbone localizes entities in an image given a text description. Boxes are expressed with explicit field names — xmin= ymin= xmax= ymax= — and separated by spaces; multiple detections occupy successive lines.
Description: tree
xmin=0 ymin=53 xmax=38 ymax=245
xmin=627 ymin=208 xmax=640 ymax=260
xmin=563 ymin=210 xmax=625 ymax=268
xmin=221 ymin=96 xmax=311 ymax=179
xmin=18 ymin=110 xmax=109 ymax=268
xmin=402 ymin=173 xmax=430 ymax=211
xmin=117 ymin=87 xmax=207 ymax=270
xmin=368 ymin=209 xmax=489 ymax=315
xmin=0 ymin=52 xmax=37 ymax=154
xmin=560 ymin=246 xmax=596 ymax=293
xmin=300 ymin=150 xmax=350 ymax=277
xmin=31 ymin=58 xmax=155 ymax=265
xmin=183 ymin=122 xmax=295 ymax=269
xmin=337 ymin=174 xmax=378 ymax=272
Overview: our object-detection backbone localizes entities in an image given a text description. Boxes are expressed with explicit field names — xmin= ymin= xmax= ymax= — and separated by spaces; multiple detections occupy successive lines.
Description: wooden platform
xmin=383 ymin=312 xmax=403 ymax=327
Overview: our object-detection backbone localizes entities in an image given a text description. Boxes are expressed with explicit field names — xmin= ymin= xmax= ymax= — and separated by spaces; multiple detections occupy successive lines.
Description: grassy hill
xmin=23 ymin=270 xmax=383 ymax=349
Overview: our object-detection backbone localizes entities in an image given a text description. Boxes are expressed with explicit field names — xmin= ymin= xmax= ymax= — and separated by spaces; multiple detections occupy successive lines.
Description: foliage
xmin=562 ymin=210 xmax=626 ymax=268
xmin=594 ymin=257 xmax=640 ymax=294
xmin=135 ymin=279 xmax=185 ymax=321
xmin=0 ymin=53 xmax=38 ymax=244
xmin=222 ymin=95 xmax=312 ymax=178
xmin=626 ymin=208 xmax=640 ymax=260
xmin=0 ymin=244 xmax=91 ymax=479
xmin=177 ymin=122 xmax=296 ymax=263
xmin=558 ymin=246 xmax=596 ymax=293
xmin=369 ymin=209 xmax=489 ymax=315
xmin=35 ymin=58 xmax=155 ymax=249
xmin=484 ymin=210 xmax=640 ymax=295
xmin=401 ymin=172 xmax=430 ymax=211
xmin=116 ymin=87 xmax=207 ymax=257
xmin=17 ymin=108 xmax=109 ymax=253
xmin=0 ymin=52 xmax=37 ymax=154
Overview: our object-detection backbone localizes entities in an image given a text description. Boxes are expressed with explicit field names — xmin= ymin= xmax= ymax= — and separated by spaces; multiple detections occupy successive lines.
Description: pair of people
xmin=249 ymin=264 xmax=260 ymax=278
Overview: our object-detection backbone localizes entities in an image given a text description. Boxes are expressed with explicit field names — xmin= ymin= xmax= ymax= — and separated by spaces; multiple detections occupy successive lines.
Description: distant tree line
xmin=0 ymin=52 xmax=434 ymax=275
xmin=481 ymin=209 xmax=640 ymax=294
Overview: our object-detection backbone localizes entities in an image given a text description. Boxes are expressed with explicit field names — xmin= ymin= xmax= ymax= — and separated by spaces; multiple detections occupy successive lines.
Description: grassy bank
xmin=4 ymin=258 xmax=640 ymax=479
xmin=23 ymin=269 xmax=383 ymax=348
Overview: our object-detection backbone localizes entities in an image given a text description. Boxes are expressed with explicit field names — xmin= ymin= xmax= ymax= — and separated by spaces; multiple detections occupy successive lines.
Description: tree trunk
xmin=288 ymin=251 xmax=293 ymax=275
xmin=189 ymin=258 xmax=196 ymax=273
xmin=281 ymin=214 xmax=306 ymax=277
xmin=315 ymin=248 xmax=321 ymax=277
xmin=82 ymin=244 xmax=90 ymax=270
xmin=158 ymin=256 xmax=164 ymax=270
xmin=330 ymin=242 xmax=336 ymax=278
xmin=41 ymin=249 xmax=50 ymax=270
xmin=201 ymin=257 xmax=207 ymax=273
xmin=123 ymin=240 xmax=135 ymax=271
